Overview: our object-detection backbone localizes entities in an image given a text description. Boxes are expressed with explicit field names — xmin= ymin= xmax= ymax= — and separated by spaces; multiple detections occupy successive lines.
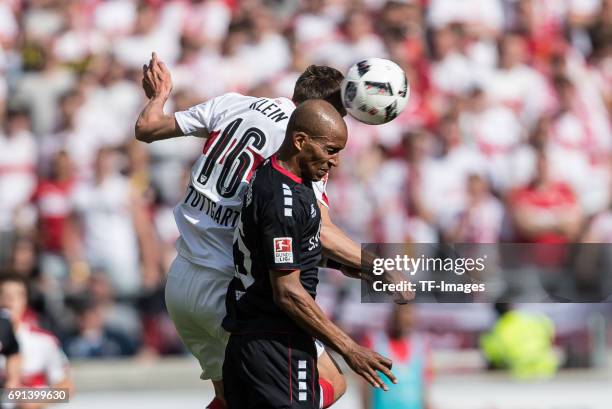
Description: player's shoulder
xmin=250 ymin=160 xmax=278 ymax=196
xmin=212 ymin=92 xmax=256 ymax=107
xmin=251 ymin=160 xmax=301 ymax=203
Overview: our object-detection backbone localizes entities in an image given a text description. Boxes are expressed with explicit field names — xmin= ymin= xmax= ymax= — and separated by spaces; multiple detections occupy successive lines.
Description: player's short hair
xmin=292 ymin=65 xmax=346 ymax=117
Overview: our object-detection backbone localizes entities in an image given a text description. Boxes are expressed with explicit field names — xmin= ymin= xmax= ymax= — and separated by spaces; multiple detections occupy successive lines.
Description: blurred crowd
xmin=0 ymin=0 xmax=611 ymax=361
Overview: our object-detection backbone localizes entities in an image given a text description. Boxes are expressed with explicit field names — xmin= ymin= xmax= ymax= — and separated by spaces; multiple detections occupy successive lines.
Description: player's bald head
xmin=286 ymin=99 xmax=347 ymax=143
xmin=280 ymin=99 xmax=347 ymax=182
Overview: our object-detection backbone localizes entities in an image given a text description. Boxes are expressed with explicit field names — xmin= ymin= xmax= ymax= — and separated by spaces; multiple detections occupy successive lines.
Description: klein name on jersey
xmin=184 ymin=186 xmax=241 ymax=228
xmin=248 ymin=98 xmax=289 ymax=123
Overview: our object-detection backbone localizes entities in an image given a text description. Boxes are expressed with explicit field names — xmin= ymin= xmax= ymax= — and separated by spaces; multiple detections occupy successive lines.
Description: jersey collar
xmin=271 ymin=155 xmax=302 ymax=184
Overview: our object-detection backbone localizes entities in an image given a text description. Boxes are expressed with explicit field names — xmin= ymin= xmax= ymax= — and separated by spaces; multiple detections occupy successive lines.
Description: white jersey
xmin=174 ymin=93 xmax=328 ymax=272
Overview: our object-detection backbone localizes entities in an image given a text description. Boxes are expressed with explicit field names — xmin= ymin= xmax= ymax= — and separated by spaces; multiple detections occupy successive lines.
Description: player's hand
xmin=343 ymin=343 xmax=396 ymax=391
xmin=142 ymin=64 xmax=155 ymax=99
xmin=142 ymin=52 xmax=173 ymax=100
xmin=383 ymin=269 xmax=415 ymax=304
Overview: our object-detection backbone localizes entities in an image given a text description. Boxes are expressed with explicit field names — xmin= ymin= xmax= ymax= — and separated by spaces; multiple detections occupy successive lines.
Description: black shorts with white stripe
xmin=223 ymin=332 xmax=320 ymax=409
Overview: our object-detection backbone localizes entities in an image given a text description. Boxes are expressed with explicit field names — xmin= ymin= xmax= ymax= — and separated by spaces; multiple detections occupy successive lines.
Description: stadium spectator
xmin=458 ymin=88 xmax=525 ymax=192
xmin=65 ymin=298 xmax=137 ymax=359
xmin=480 ymin=303 xmax=559 ymax=379
xmin=112 ymin=2 xmax=181 ymax=70
xmin=361 ymin=304 xmax=433 ymax=409
xmin=480 ymin=32 xmax=552 ymax=127
xmin=84 ymin=272 xmax=142 ymax=351
xmin=315 ymin=8 xmax=387 ymax=71
xmin=508 ymin=150 xmax=583 ymax=243
xmin=426 ymin=113 xmax=487 ymax=232
xmin=0 ymin=274 xmax=73 ymax=400
xmin=39 ymin=89 xmax=94 ymax=180
xmin=0 ymin=109 xmax=37 ymax=243
xmin=427 ymin=0 xmax=504 ymax=35
xmin=11 ymin=45 xmax=75 ymax=136
xmin=430 ymin=25 xmax=475 ymax=97
xmin=32 ymin=150 xmax=76 ymax=294
xmin=67 ymin=147 xmax=157 ymax=297
xmin=444 ymin=173 xmax=505 ymax=243
xmin=506 ymin=150 xmax=583 ymax=297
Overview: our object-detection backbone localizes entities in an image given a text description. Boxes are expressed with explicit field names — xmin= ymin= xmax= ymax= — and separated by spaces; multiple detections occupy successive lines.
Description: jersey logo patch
xmin=310 ymin=204 xmax=316 ymax=218
xmin=274 ymin=237 xmax=293 ymax=263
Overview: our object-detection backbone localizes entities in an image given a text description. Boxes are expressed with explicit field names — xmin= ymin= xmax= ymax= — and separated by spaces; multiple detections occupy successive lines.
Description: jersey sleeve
xmin=258 ymin=186 xmax=306 ymax=271
xmin=174 ymin=93 xmax=240 ymax=136
xmin=174 ymin=97 xmax=220 ymax=136
xmin=312 ymin=174 xmax=329 ymax=208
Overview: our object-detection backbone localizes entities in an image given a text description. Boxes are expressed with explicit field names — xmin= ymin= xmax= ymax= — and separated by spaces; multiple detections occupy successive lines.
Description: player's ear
xmin=293 ymin=131 xmax=308 ymax=152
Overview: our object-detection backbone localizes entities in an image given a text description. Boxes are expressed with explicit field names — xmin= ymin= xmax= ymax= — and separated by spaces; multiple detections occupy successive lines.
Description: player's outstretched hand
xmin=383 ymin=269 xmax=415 ymax=304
xmin=142 ymin=52 xmax=173 ymax=101
xmin=343 ymin=343 xmax=396 ymax=391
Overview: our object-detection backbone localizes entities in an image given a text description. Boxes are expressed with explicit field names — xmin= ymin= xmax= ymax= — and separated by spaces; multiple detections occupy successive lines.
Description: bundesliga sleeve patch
xmin=273 ymin=237 xmax=293 ymax=263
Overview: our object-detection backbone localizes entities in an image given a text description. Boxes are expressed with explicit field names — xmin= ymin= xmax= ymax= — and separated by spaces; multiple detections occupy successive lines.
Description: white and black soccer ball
xmin=341 ymin=58 xmax=409 ymax=125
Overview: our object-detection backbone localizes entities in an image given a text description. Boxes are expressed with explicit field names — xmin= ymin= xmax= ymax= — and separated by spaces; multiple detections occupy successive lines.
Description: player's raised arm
xmin=269 ymin=267 xmax=397 ymax=390
xmin=135 ymin=52 xmax=183 ymax=143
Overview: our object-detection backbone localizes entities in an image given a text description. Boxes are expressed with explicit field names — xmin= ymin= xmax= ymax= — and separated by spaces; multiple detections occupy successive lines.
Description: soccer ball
xmin=341 ymin=58 xmax=409 ymax=125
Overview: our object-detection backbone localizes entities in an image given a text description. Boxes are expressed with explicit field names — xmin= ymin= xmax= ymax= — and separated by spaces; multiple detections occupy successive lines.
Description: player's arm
xmin=270 ymin=268 xmax=396 ymax=390
xmin=319 ymin=203 xmax=362 ymax=270
xmin=319 ymin=202 xmax=378 ymax=282
xmin=134 ymin=52 xmax=184 ymax=143
xmin=261 ymin=195 xmax=395 ymax=389
xmin=312 ymin=179 xmax=365 ymax=272
xmin=319 ymin=204 xmax=414 ymax=303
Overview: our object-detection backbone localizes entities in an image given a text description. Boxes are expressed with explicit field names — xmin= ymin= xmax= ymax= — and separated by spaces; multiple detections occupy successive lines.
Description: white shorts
xmin=165 ymin=254 xmax=232 ymax=381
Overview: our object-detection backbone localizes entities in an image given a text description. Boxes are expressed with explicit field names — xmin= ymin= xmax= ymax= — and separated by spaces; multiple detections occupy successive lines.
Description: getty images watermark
xmin=360 ymin=243 xmax=612 ymax=303
xmin=370 ymin=253 xmax=488 ymax=295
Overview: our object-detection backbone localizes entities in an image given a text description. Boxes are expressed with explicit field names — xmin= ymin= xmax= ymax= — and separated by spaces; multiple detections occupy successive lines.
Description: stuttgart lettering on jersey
xmin=248 ymin=98 xmax=290 ymax=123
xmin=184 ymin=186 xmax=241 ymax=228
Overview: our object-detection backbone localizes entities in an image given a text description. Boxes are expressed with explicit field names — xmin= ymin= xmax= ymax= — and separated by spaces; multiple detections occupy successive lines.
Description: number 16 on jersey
xmin=195 ymin=118 xmax=267 ymax=199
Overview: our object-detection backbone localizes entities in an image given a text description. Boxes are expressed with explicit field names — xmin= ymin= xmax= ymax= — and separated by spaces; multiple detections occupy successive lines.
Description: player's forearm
xmin=319 ymin=205 xmax=378 ymax=275
xmin=320 ymin=205 xmax=363 ymax=269
xmin=274 ymin=282 xmax=355 ymax=354
xmin=135 ymin=97 xmax=181 ymax=143
xmin=324 ymin=258 xmax=376 ymax=283
xmin=321 ymin=222 xmax=361 ymax=268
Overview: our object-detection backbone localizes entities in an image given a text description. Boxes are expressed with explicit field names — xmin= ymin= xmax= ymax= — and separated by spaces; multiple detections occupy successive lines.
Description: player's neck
xmin=273 ymin=151 xmax=303 ymax=181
